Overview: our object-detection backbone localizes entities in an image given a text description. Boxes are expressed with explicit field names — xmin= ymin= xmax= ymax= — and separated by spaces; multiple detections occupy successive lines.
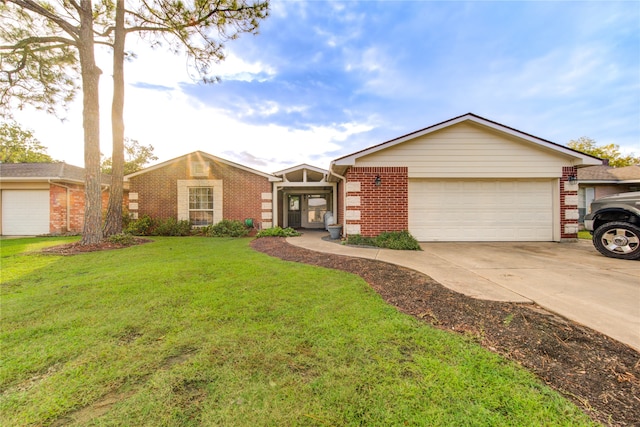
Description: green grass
xmin=0 ymin=237 xmax=596 ymax=426
xmin=578 ymin=230 xmax=592 ymax=240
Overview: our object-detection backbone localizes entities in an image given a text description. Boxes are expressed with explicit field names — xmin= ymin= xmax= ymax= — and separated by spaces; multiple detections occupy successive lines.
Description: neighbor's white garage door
xmin=408 ymin=180 xmax=553 ymax=241
xmin=2 ymin=190 xmax=50 ymax=235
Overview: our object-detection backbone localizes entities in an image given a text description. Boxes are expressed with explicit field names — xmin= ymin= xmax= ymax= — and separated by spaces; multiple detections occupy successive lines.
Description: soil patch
xmin=40 ymin=237 xmax=152 ymax=255
xmin=251 ymin=237 xmax=640 ymax=426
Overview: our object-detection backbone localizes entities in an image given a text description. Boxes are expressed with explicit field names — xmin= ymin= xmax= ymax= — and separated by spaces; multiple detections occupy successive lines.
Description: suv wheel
xmin=593 ymin=221 xmax=640 ymax=260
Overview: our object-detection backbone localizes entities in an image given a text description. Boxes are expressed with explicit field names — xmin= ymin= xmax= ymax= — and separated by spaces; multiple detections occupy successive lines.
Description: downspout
xmin=49 ymin=181 xmax=71 ymax=233
xmin=328 ymin=164 xmax=347 ymax=238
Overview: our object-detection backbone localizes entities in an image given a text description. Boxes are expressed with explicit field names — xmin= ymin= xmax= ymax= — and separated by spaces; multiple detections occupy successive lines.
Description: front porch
xmin=271 ymin=164 xmax=337 ymax=230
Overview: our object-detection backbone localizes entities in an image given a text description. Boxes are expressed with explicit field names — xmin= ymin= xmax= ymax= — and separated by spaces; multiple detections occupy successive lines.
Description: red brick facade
xmin=560 ymin=166 xmax=579 ymax=239
xmin=49 ymin=183 xmax=110 ymax=234
xmin=345 ymin=167 xmax=408 ymax=237
xmin=127 ymin=154 xmax=271 ymax=227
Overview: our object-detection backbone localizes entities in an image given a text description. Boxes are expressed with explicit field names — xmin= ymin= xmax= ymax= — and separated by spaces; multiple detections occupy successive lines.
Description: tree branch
xmin=0 ymin=36 xmax=78 ymax=51
xmin=8 ymin=0 xmax=81 ymax=40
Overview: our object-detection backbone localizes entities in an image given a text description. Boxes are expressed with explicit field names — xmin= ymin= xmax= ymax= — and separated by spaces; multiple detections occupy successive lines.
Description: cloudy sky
xmin=14 ymin=0 xmax=640 ymax=173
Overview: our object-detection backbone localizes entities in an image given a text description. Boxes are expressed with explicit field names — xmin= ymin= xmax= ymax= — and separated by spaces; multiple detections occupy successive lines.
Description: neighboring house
xmin=0 ymin=162 xmax=110 ymax=236
xmin=577 ymin=165 xmax=640 ymax=223
xmin=328 ymin=113 xmax=602 ymax=241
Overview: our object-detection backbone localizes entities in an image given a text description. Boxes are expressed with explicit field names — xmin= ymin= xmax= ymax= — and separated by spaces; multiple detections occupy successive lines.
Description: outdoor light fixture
xmin=374 ymin=175 xmax=382 ymax=186
xmin=568 ymin=174 xmax=578 ymax=183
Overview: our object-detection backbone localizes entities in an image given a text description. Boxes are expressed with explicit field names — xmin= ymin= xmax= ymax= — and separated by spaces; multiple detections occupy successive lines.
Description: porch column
xmin=272 ymin=183 xmax=279 ymax=229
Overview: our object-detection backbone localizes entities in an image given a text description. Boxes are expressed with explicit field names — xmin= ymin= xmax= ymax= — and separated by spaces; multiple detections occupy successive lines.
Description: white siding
xmin=408 ymin=179 xmax=554 ymax=242
xmin=357 ymin=122 xmax=573 ymax=178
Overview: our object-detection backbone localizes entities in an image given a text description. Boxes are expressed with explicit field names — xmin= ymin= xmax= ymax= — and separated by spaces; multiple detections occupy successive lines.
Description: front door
xmin=305 ymin=194 xmax=328 ymax=228
xmin=288 ymin=195 xmax=301 ymax=228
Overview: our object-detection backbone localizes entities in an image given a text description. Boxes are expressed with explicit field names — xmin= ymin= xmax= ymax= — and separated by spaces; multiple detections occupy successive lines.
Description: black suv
xmin=584 ymin=191 xmax=640 ymax=260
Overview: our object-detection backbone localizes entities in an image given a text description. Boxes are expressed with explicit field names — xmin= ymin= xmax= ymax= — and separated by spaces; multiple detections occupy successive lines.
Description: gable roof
xmin=0 ymin=162 xmax=110 ymax=185
xmin=578 ymin=165 xmax=640 ymax=183
xmin=124 ymin=151 xmax=279 ymax=181
xmin=331 ymin=113 xmax=603 ymax=171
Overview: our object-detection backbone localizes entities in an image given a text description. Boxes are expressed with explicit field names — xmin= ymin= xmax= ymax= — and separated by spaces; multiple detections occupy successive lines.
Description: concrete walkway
xmin=287 ymin=230 xmax=640 ymax=351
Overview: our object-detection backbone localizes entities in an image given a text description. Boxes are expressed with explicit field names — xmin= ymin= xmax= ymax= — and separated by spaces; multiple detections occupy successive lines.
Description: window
xmin=189 ymin=187 xmax=214 ymax=225
xmin=307 ymin=194 xmax=328 ymax=224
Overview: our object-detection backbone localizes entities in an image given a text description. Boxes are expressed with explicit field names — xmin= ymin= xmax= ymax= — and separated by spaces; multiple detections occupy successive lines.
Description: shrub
xmin=346 ymin=230 xmax=421 ymax=250
xmin=106 ymin=233 xmax=136 ymax=246
xmin=125 ymin=215 xmax=156 ymax=236
xmin=375 ymin=230 xmax=421 ymax=250
xmin=152 ymin=218 xmax=191 ymax=236
xmin=256 ymin=227 xmax=301 ymax=238
xmin=204 ymin=219 xmax=250 ymax=237
xmin=344 ymin=234 xmax=376 ymax=246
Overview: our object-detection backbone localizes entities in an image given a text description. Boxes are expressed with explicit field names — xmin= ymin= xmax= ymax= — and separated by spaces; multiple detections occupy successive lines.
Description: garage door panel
xmin=2 ymin=190 xmax=50 ymax=235
xmin=409 ymin=180 xmax=553 ymax=242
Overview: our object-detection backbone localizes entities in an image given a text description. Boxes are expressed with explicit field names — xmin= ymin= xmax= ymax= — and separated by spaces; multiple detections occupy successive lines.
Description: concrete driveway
xmin=288 ymin=232 xmax=640 ymax=351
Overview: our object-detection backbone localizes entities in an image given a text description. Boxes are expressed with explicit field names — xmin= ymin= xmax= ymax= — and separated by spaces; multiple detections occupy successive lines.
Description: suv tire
xmin=593 ymin=221 xmax=640 ymax=260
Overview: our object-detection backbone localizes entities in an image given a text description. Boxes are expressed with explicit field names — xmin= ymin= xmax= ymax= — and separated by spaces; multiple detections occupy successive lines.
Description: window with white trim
xmin=189 ymin=187 xmax=214 ymax=226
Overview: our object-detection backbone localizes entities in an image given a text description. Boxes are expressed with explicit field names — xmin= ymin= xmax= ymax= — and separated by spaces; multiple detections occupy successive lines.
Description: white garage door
xmin=2 ymin=190 xmax=50 ymax=235
xmin=408 ymin=180 xmax=553 ymax=242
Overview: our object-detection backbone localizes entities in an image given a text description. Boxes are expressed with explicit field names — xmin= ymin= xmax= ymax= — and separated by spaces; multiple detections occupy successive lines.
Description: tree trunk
xmin=103 ymin=0 xmax=126 ymax=237
xmin=78 ymin=0 xmax=103 ymax=245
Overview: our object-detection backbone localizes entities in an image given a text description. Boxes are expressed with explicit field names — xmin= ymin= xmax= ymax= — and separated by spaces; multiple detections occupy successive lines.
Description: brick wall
xmin=128 ymin=154 xmax=271 ymax=227
xmin=49 ymin=183 xmax=110 ymax=234
xmin=344 ymin=167 xmax=408 ymax=237
xmin=561 ymin=166 xmax=579 ymax=239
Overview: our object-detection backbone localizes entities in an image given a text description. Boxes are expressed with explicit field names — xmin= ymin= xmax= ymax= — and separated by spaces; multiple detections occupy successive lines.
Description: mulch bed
xmin=251 ymin=237 xmax=640 ymax=426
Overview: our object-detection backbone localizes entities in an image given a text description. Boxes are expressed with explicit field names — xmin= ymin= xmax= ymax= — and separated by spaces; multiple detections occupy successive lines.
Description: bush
xmin=125 ymin=215 xmax=191 ymax=236
xmin=124 ymin=215 xmax=156 ymax=236
xmin=204 ymin=219 xmax=250 ymax=237
xmin=152 ymin=218 xmax=191 ymax=236
xmin=375 ymin=230 xmax=421 ymax=250
xmin=344 ymin=234 xmax=376 ymax=247
xmin=106 ymin=233 xmax=136 ymax=246
xmin=256 ymin=227 xmax=301 ymax=238
xmin=346 ymin=230 xmax=421 ymax=251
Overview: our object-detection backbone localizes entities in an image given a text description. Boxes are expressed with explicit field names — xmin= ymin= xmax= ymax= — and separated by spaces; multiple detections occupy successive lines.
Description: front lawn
xmin=0 ymin=237 xmax=595 ymax=426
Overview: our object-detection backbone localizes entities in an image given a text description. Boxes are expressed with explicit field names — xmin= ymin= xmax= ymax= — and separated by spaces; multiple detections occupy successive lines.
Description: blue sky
xmin=18 ymin=0 xmax=640 ymax=172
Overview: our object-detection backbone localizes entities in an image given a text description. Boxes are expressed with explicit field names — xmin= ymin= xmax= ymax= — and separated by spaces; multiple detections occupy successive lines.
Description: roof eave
xmin=125 ymin=151 xmax=277 ymax=181
xmin=0 ymin=176 xmax=85 ymax=184
xmin=331 ymin=113 xmax=604 ymax=166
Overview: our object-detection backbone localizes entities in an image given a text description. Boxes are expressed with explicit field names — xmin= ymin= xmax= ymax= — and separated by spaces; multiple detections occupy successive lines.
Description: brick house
xmin=124 ymin=152 xmax=279 ymax=229
xmin=2 ymin=114 xmax=605 ymax=241
xmin=0 ymin=163 xmax=111 ymax=235
xmin=328 ymin=113 xmax=602 ymax=241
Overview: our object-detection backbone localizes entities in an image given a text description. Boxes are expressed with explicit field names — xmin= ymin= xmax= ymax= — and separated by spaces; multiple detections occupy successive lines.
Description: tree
xmin=0 ymin=121 xmax=55 ymax=162
xmin=1 ymin=0 xmax=270 ymax=242
xmin=102 ymin=0 xmax=269 ymax=237
xmin=101 ymin=138 xmax=157 ymax=175
xmin=568 ymin=137 xmax=640 ymax=167
xmin=2 ymin=0 xmax=105 ymax=244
